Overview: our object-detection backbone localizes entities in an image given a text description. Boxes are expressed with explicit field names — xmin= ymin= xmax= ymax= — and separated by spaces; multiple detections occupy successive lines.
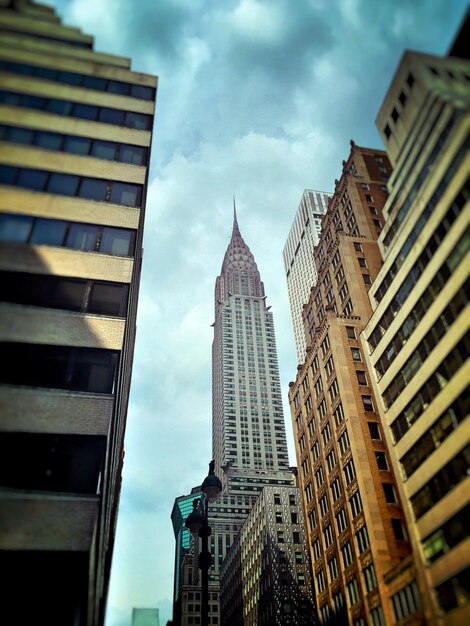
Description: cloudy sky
xmin=45 ymin=1 xmax=468 ymax=624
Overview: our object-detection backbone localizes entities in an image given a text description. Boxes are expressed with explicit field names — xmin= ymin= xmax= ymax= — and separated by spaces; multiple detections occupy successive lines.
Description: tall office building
xmin=362 ymin=40 xmax=470 ymax=624
xmin=288 ymin=143 xmax=424 ymax=626
xmin=283 ymin=189 xmax=331 ymax=363
xmin=174 ymin=206 xmax=313 ymax=624
xmin=0 ymin=2 xmax=157 ymax=625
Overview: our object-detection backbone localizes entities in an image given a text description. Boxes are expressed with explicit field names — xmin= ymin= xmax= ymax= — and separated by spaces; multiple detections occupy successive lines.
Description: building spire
xmin=232 ymin=195 xmax=240 ymax=237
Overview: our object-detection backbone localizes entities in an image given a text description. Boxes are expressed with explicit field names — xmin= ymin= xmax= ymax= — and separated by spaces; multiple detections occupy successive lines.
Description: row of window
xmin=0 ymin=343 xmax=119 ymax=394
xmin=382 ymin=281 xmax=469 ymax=409
xmin=0 ymin=433 xmax=105 ymax=494
xmin=411 ymin=445 xmax=470 ymax=519
xmin=0 ymin=123 xmax=148 ymax=166
xmin=374 ymin=271 xmax=469 ymax=379
xmin=382 ymin=109 xmax=464 ymax=250
xmin=422 ymin=503 xmax=469 ymax=564
xmin=370 ymin=202 xmax=469 ymax=351
xmin=390 ymin=335 xmax=469 ymax=443
xmin=0 ymin=90 xmax=152 ymax=130
xmin=0 ymin=213 xmax=134 ymax=256
xmin=390 ymin=581 xmax=421 ymax=623
xmin=400 ymin=388 xmax=469 ymax=479
xmin=0 ymin=164 xmax=142 ymax=207
xmin=383 ymin=72 xmax=414 ymax=140
xmin=373 ymin=174 xmax=468 ymax=310
xmin=1 ymin=271 xmax=129 ymax=317
xmin=0 ymin=60 xmax=155 ymax=100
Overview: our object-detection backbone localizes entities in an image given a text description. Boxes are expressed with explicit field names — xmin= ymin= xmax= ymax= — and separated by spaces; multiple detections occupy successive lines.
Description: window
xmin=376 ymin=452 xmax=388 ymax=471
xmin=362 ymin=274 xmax=372 ymax=285
xmin=0 ymin=343 xmax=118 ymax=393
xmin=319 ymin=494 xmax=329 ymax=517
xmin=363 ymin=563 xmax=378 ymax=591
xmin=339 ymin=430 xmax=350 ymax=455
xmin=348 ymin=578 xmax=360 ymax=605
xmin=350 ymin=491 xmax=363 ymax=517
xmin=331 ymin=478 xmax=342 ymax=501
xmin=353 ymin=242 xmax=363 ymax=252
xmin=392 ymin=519 xmax=407 ymax=541
xmin=362 ymin=395 xmax=374 ymax=411
xmin=356 ymin=525 xmax=370 ymax=553
xmin=322 ymin=422 xmax=332 ymax=445
xmin=336 ymin=508 xmax=347 ymax=533
xmin=351 ymin=347 xmax=362 ymax=361
xmin=344 ymin=460 xmax=356 ymax=484
xmin=324 ymin=524 xmax=333 ymax=547
xmin=277 ymin=530 xmax=285 ymax=543
xmin=356 ymin=371 xmax=367 ymax=385
xmin=326 ymin=450 xmax=336 ymax=472
xmin=0 ymin=213 xmax=33 ymax=242
xmin=293 ymin=531 xmax=300 ymax=543
xmin=384 ymin=124 xmax=392 ymax=139
xmin=346 ymin=326 xmax=356 ymax=339
xmin=342 ymin=541 xmax=353 ymax=567
xmin=316 ymin=570 xmax=326 ymax=592
xmin=391 ymin=581 xmax=421 ymax=622
xmin=313 ymin=538 xmax=321 ymax=560
xmin=368 ymin=422 xmax=381 ymax=439
xmin=383 ymin=483 xmax=397 ymax=504
xmin=422 ymin=503 xmax=470 ymax=563
xmin=329 ymin=378 xmax=340 ymax=402
xmin=371 ymin=606 xmax=385 ymax=626
xmin=328 ymin=556 xmax=339 ymax=580
xmin=333 ymin=403 xmax=345 ymax=427
xmin=435 ymin=566 xmax=470 ymax=613
xmin=358 ymin=257 xmax=367 ymax=268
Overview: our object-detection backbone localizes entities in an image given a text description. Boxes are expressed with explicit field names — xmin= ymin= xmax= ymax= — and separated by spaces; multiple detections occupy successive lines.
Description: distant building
xmin=283 ymin=190 xmax=331 ymax=363
xmin=132 ymin=608 xmax=160 ymax=626
xmin=288 ymin=143 xmax=424 ymax=625
xmin=363 ymin=39 xmax=470 ymax=625
xmin=220 ymin=485 xmax=316 ymax=626
xmin=0 ymin=1 xmax=157 ymax=625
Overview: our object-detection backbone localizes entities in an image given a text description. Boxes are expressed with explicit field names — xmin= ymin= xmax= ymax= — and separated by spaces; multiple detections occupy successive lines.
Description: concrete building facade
xmin=288 ymin=143 xmax=424 ymax=626
xmin=362 ymin=46 xmax=470 ymax=625
xmin=283 ymin=189 xmax=331 ymax=363
xmin=0 ymin=2 xmax=157 ymax=624
xmin=220 ymin=485 xmax=316 ymax=626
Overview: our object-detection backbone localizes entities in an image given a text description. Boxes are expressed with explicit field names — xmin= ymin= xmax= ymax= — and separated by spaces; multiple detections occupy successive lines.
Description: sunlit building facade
xmin=288 ymin=143 xmax=424 ymax=626
xmin=283 ymin=189 xmax=331 ymax=363
xmin=220 ymin=485 xmax=316 ymax=626
xmin=0 ymin=2 xmax=157 ymax=624
xmin=362 ymin=45 xmax=470 ymax=624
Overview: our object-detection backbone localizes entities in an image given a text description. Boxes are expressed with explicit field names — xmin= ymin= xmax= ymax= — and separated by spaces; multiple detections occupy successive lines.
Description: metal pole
xmin=198 ymin=497 xmax=211 ymax=626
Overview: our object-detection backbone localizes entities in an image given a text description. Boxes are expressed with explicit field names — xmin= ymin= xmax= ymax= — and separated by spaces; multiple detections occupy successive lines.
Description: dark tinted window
xmin=36 ymin=130 xmax=63 ymax=150
xmin=23 ymin=95 xmax=46 ymax=109
xmin=91 ymin=140 xmax=117 ymax=160
xmin=46 ymin=99 xmax=73 ymax=115
xmin=83 ymin=75 xmax=106 ymax=90
xmin=30 ymin=219 xmax=67 ymax=246
xmin=8 ymin=127 xmax=33 ymax=144
xmin=0 ymin=164 xmax=17 ymax=184
xmin=130 ymin=84 xmax=154 ymax=100
xmin=35 ymin=67 xmax=56 ymax=80
xmin=100 ymin=227 xmax=132 ymax=255
xmin=107 ymin=80 xmax=130 ymax=95
xmin=63 ymin=135 xmax=91 ymax=155
xmin=73 ymin=103 xmax=98 ymax=120
xmin=17 ymin=168 xmax=48 ymax=190
xmin=66 ymin=224 xmax=98 ymax=251
xmin=58 ymin=71 xmax=83 ymax=86
xmin=89 ymin=282 xmax=128 ymax=316
xmin=79 ymin=178 xmax=107 ymax=201
xmin=110 ymin=182 xmax=141 ymax=207
xmin=98 ymin=108 xmax=124 ymax=125
xmin=0 ymin=213 xmax=33 ymax=242
xmin=119 ymin=144 xmax=146 ymax=165
xmin=125 ymin=111 xmax=151 ymax=130
xmin=47 ymin=173 xmax=80 ymax=196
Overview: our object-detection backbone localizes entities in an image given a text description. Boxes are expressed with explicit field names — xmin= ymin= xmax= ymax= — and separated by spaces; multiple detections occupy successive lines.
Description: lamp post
xmin=185 ymin=461 xmax=222 ymax=626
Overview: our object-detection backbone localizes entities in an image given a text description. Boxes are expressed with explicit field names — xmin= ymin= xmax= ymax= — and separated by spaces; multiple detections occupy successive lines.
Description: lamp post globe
xmin=201 ymin=460 xmax=222 ymax=502
xmin=185 ymin=499 xmax=204 ymax=535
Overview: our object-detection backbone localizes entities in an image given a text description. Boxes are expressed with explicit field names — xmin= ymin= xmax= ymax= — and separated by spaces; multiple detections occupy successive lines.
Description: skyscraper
xmin=174 ymin=205 xmax=313 ymax=624
xmin=362 ymin=41 xmax=470 ymax=624
xmin=212 ymin=203 xmax=292 ymax=489
xmin=0 ymin=2 xmax=157 ymax=624
xmin=288 ymin=143 xmax=423 ymax=626
xmin=283 ymin=189 xmax=331 ymax=363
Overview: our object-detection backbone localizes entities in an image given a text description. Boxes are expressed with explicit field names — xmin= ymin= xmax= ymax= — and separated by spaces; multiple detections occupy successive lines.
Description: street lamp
xmin=185 ymin=460 xmax=222 ymax=626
